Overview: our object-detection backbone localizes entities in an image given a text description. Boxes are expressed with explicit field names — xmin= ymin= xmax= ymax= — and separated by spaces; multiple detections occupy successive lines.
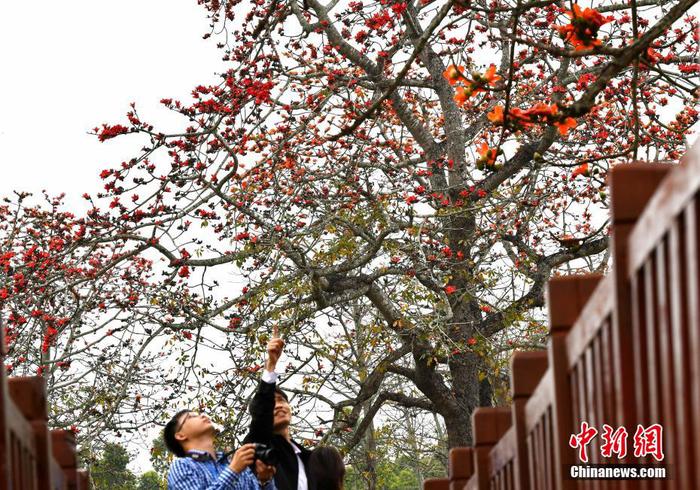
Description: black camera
xmin=253 ymin=443 xmax=278 ymax=465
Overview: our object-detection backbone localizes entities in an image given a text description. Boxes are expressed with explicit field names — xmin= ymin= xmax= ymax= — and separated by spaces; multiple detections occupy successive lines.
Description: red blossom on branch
xmin=556 ymin=4 xmax=612 ymax=51
xmin=446 ymin=65 xmax=501 ymax=105
xmin=443 ymin=65 xmax=466 ymax=86
xmin=572 ymin=163 xmax=590 ymax=178
xmin=96 ymin=124 xmax=130 ymax=142
xmin=477 ymin=142 xmax=499 ymax=170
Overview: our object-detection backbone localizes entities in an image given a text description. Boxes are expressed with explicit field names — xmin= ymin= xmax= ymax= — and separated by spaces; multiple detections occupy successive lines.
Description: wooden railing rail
xmin=626 ymin=148 xmax=700 ymax=490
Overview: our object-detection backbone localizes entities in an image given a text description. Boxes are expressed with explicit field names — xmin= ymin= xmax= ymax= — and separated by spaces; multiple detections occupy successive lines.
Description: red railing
xmin=626 ymin=147 xmax=700 ymax=490
xmin=425 ymin=144 xmax=700 ymax=490
xmin=0 ymin=332 xmax=90 ymax=489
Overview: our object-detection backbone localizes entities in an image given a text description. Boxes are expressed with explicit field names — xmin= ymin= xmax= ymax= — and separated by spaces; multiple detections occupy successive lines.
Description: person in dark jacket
xmin=244 ymin=327 xmax=311 ymax=490
xmin=308 ymin=446 xmax=345 ymax=490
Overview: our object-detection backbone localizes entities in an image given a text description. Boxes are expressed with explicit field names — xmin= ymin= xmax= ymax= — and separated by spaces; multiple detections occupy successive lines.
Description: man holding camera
xmin=244 ymin=327 xmax=310 ymax=490
xmin=163 ymin=405 xmax=277 ymax=489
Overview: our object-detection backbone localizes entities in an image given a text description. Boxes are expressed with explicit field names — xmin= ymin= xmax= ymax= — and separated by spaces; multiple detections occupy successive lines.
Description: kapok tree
xmin=0 ymin=193 xmax=181 ymax=449
xmin=89 ymin=0 xmax=698 ymax=447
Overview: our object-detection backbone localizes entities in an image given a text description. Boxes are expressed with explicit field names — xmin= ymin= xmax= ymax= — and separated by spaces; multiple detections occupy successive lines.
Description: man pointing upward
xmin=244 ymin=325 xmax=311 ymax=490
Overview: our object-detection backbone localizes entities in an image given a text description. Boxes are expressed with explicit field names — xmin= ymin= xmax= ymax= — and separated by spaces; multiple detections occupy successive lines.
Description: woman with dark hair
xmin=308 ymin=446 xmax=345 ymax=490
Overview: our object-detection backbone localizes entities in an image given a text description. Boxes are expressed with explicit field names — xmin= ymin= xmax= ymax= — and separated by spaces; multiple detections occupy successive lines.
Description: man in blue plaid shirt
xmin=164 ymin=409 xmax=277 ymax=490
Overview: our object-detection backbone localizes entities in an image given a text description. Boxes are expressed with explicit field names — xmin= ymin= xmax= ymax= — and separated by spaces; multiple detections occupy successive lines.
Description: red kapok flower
xmin=97 ymin=124 xmax=130 ymax=142
xmin=524 ymin=103 xmax=577 ymax=136
xmin=488 ymin=105 xmax=535 ymax=131
xmin=466 ymin=65 xmax=501 ymax=98
xmin=482 ymin=64 xmax=502 ymax=85
xmin=508 ymin=108 xmax=535 ymax=129
xmin=554 ymin=116 xmax=578 ymax=136
xmin=572 ymin=163 xmax=589 ymax=178
xmin=640 ymin=46 xmax=662 ymax=70
xmin=477 ymin=142 xmax=498 ymax=167
xmin=487 ymin=105 xmax=504 ymax=124
xmin=526 ymin=102 xmax=559 ymax=118
xmin=454 ymin=86 xmax=469 ymax=106
xmin=452 ymin=65 xmax=501 ymax=104
xmin=556 ymin=4 xmax=611 ymax=51
xmin=443 ymin=65 xmax=466 ymax=86
xmin=444 ymin=284 xmax=457 ymax=294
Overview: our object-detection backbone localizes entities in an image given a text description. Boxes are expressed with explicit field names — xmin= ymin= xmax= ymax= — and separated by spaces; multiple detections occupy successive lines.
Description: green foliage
xmin=341 ymin=414 xmax=447 ymax=490
xmin=149 ymin=434 xmax=174 ymax=482
xmin=92 ymin=443 xmax=137 ymax=490
xmin=138 ymin=471 xmax=162 ymax=490
xmin=344 ymin=453 xmax=446 ymax=490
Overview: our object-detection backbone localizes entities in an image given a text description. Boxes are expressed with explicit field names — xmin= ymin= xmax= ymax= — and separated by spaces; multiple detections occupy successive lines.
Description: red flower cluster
xmin=556 ymin=4 xmax=611 ymax=51
xmin=444 ymin=65 xmax=501 ymax=106
xmin=0 ymin=251 xmax=15 ymax=273
xmin=41 ymin=326 xmax=58 ymax=353
xmin=242 ymin=78 xmax=274 ymax=105
xmin=572 ymin=163 xmax=589 ymax=178
xmin=366 ymin=10 xmax=393 ymax=30
xmin=96 ymin=124 xmax=129 ymax=142
xmin=487 ymin=103 xmax=577 ymax=136
xmin=477 ymin=142 xmax=499 ymax=170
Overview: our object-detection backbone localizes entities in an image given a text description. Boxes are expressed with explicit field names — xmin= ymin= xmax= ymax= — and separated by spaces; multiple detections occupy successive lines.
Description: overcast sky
xmin=0 ymin=1 xmax=223 ymax=203
xmin=0 ymin=0 xmax=227 ymax=474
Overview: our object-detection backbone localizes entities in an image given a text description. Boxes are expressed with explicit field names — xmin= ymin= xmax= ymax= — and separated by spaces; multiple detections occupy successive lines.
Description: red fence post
xmin=609 ymin=163 xmax=670 ymax=430
xmin=76 ymin=469 xmax=89 ymax=490
xmin=51 ymin=430 xmax=78 ymax=490
xmin=510 ymin=350 xmax=548 ymax=490
xmin=547 ymin=274 xmax=601 ymax=490
xmin=471 ymin=407 xmax=511 ymax=489
xmin=8 ymin=377 xmax=53 ymax=489
xmin=448 ymin=447 xmax=473 ymax=490
xmin=423 ymin=478 xmax=450 ymax=490
xmin=0 ymin=323 xmax=11 ymax=490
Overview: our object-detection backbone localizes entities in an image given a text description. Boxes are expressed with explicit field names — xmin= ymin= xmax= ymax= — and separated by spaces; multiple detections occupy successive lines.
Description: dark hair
xmin=309 ymin=446 xmax=345 ymax=490
xmin=164 ymin=409 xmax=190 ymax=457
xmin=274 ymin=387 xmax=289 ymax=402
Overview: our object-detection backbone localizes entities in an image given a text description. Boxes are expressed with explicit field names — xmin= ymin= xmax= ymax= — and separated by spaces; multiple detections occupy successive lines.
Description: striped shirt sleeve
xmin=167 ymin=458 xmax=261 ymax=490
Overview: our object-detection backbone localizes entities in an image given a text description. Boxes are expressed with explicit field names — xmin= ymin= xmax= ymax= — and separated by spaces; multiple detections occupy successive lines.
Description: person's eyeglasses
xmin=176 ymin=412 xmax=198 ymax=433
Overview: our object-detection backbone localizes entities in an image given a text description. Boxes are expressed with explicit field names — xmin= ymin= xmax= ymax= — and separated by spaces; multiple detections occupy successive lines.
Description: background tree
xmin=148 ymin=434 xmax=172 ymax=482
xmin=137 ymin=470 xmax=162 ymax=490
xmin=86 ymin=0 xmax=698 ymax=451
xmin=343 ymin=410 xmax=447 ymax=489
xmin=91 ymin=442 xmax=137 ymax=490
xmin=0 ymin=192 xmax=186 ymax=456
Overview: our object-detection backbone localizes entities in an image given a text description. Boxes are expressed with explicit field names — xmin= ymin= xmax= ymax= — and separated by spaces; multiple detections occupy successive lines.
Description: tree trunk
xmin=445 ymin=349 xmax=481 ymax=447
xmin=406 ymin=409 xmax=424 ymax=484
xmin=363 ymin=414 xmax=378 ymax=490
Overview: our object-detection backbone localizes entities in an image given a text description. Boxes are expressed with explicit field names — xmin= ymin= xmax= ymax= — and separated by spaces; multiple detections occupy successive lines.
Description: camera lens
xmin=254 ymin=443 xmax=278 ymax=466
